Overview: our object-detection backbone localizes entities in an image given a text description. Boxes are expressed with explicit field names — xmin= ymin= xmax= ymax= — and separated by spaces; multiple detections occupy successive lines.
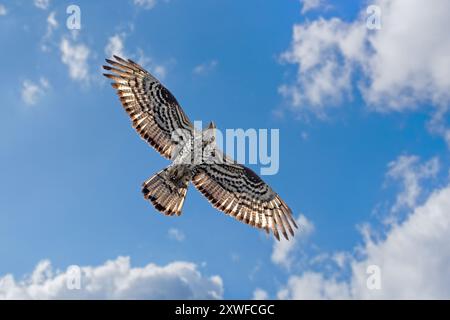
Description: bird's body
xmin=103 ymin=55 xmax=298 ymax=240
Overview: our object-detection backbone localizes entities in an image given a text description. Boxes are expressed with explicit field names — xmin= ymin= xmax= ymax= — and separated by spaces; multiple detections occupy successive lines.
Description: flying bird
xmin=102 ymin=56 xmax=298 ymax=240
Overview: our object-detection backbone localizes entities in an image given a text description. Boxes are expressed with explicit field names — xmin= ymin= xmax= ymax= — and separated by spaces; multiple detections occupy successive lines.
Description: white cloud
xmin=386 ymin=155 xmax=439 ymax=214
xmin=105 ymin=34 xmax=125 ymax=58
xmin=351 ymin=183 xmax=450 ymax=299
xmin=34 ymin=0 xmax=50 ymax=10
xmin=0 ymin=256 xmax=223 ymax=299
xmin=427 ymin=109 xmax=450 ymax=149
xmin=104 ymin=34 xmax=167 ymax=80
xmin=60 ymin=38 xmax=90 ymax=82
xmin=281 ymin=0 xmax=450 ymax=118
xmin=168 ymin=228 xmax=185 ymax=242
xmin=41 ymin=11 xmax=58 ymax=52
xmin=193 ymin=60 xmax=218 ymax=76
xmin=21 ymin=78 xmax=50 ymax=106
xmin=332 ymin=251 xmax=349 ymax=269
xmin=0 ymin=4 xmax=6 ymax=16
xmin=300 ymin=0 xmax=323 ymax=14
xmin=277 ymin=164 xmax=450 ymax=299
xmin=271 ymin=214 xmax=314 ymax=269
xmin=47 ymin=11 xmax=57 ymax=31
xmin=253 ymin=288 xmax=269 ymax=300
xmin=134 ymin=0 xmax=158 ymax=10
xmin=136 ymin=48 xmax=167 ymax=79
xmin=279 ymin=17 xmax=364 ymax=117
xmin=278 ymin=272 xmax=350 ymax=299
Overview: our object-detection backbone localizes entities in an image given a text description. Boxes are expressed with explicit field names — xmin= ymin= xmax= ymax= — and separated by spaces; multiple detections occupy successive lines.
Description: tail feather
xmin=142 ymin=168 xmax=189 ymax=216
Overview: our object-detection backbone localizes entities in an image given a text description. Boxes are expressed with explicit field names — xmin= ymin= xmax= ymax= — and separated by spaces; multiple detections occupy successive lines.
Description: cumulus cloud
xmin=0 ymin=4 xmax=7 ymax=16
xmin=104 ymin=34 xmax=167 ymax=80
xmin=279 ymin=17 xmax=364 ymax=117
xmin=427 ymin=109 xmax=450 ymax=149
xmin=253 ymin=288 xmax=269 ymax=300
xmin=168 ymin=228 xmax=185 ymax=242
xmin=21 ymin=78 xmax=50 ymax=106
xmin=278 ymin=272 xmax=350 ymax=299
xmin=41 ymin=11 xmax=58 ymax=52
xmin=34 ymin=0 xmax=50 ymax=10
xmin=46 ymin=11 xmax=58 ymax=34
xmin=386 ymin=155 xmax=439 ymax=214
xmin=105 ymin=34 xmax=126 ymax=58
xmin=348 ymin=184 xmax=450 ymax=299
xmin=0 ymin=256 xmax=223 ymax=299
xmin=300 ymin=0 xmax=323 ymax=14
xmin=60 ymin=38 xmax=90 ymax=82
xmin=277 ymin=158 xmax=450 ymax=299
xmin=193 ymin=60 xmax=218 ymax=76
xmin=136 ymin=48 xmax=167 ymax=79
xmin=271 ymin=214 xmax=314 ymax=269
xmin=280 ymin=0 xmax=450 ymax=119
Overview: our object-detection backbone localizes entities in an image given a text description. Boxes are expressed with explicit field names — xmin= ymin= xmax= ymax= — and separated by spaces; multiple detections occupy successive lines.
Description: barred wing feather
xmin=192 ymin=162 xmax=298 ymax=240
xmin=103 ymin=56 xmax=193 ymax=159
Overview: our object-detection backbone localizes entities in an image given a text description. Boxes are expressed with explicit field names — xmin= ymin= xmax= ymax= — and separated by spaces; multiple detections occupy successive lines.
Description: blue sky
xmin=1 ymin=0 xmax=450 ymax=299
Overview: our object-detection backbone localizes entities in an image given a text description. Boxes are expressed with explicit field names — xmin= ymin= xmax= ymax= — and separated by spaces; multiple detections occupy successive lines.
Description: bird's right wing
xmin=103 ymin=56 xmax=193 ymax=159
xmin=192 ymin=160 xmax=298 ymax=240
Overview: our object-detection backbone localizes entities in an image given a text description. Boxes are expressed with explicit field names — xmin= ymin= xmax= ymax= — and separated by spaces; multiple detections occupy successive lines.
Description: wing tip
xmin=113 ymin=54 xmax=127 ymax=63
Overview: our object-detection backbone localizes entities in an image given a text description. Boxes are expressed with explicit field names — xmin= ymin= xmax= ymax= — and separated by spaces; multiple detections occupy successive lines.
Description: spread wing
xmin=103 ymin=56 xmax=193 ymax=159
xmin=192 ymin=161 xmax=298 ymax=240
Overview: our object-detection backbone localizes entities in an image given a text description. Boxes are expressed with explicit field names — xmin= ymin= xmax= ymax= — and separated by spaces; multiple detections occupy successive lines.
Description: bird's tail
xmin=142 ymin=167 xmax=189 ymax=216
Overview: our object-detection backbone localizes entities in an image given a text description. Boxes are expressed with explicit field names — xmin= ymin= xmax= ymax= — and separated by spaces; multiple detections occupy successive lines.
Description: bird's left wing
xmin=103 ymin=56 xmax=193 ymax=159
xmin=192 ymin=161 xmax=298 ymax=240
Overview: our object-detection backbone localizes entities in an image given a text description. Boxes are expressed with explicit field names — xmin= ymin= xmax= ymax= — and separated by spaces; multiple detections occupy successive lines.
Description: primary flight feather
xmin=102 ymin=55 xmax=297 ymax=240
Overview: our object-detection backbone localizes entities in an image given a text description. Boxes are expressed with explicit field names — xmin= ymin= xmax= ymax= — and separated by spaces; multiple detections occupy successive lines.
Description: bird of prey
xmin=102 ymin=55 xmax=298 ymax=240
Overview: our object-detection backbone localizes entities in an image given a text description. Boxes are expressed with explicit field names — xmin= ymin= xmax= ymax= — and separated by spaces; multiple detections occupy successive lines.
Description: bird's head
xmin=202 ymin=121 xmax=216 ymax=146
xmin=206 ymin=121 xmax=216 ymax=131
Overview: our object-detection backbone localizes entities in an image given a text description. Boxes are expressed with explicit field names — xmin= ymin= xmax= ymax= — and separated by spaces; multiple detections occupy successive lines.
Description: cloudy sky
xmin=0 ymin=0 xmax=449 ymax=299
